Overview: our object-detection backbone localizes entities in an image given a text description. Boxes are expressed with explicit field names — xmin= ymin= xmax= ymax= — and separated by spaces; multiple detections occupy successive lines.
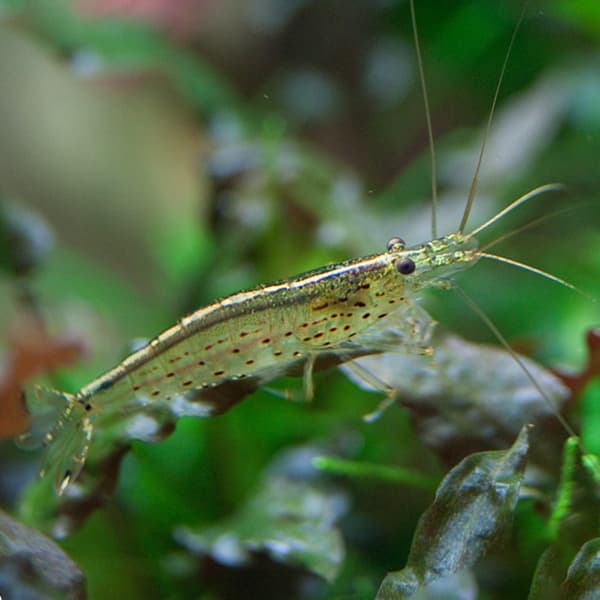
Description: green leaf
xmin=528 ymin=437 xmax=600 ymax=600
xmin=312 ymin=455 xmax=439 ymax=491
xmin=376 ymin=426 xmax=530 ymax=599
xmin=562 ymin=538 xmax=600 ymax=600
xmin=546 ymin=437 xmax=580 ymax=541
xmin=528 ymin=545 xmax=573 ymax=600
xmin=175 ymin=451 xmax=347 ymax=582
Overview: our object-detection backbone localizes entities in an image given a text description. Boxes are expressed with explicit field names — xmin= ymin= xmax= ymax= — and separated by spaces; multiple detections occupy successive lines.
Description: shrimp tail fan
xmin=16 ymin=386 xmax=93 ymax=495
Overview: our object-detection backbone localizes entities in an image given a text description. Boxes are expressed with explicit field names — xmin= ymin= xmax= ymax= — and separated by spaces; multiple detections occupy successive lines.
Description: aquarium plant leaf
xmin=0 ymin=508 xmax=85 ymax=599
xmin=175 ymin=448 xmax=348 ymax=582
xmin=561 ymin=538 xmax=600 ymax=600
xmin=376 ymin=426 xmax=530 ymax=599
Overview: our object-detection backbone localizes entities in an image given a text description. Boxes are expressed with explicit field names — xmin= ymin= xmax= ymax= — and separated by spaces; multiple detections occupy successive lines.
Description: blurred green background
xmin=0 ymin=0 xmax=599 ymax=598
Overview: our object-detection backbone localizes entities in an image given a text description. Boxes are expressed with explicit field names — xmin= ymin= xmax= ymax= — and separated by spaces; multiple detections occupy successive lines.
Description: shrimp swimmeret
xmin=20 ymin=0 xmax=579 ymax=495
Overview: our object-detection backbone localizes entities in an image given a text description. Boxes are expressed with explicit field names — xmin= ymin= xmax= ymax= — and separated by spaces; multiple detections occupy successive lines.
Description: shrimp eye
xmin=386 ymin=237 xmax=405 ymax=252
xmin=397 ymin=258 xmax=416 ymax=275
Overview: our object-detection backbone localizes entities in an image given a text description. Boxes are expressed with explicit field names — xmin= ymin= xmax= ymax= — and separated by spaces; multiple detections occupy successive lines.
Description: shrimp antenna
xmin=466 ymin=183 xmax=564 ymax=238
xmin=458 ymin=1 xmax=530 ymax=234
xmin=453 ymin=285 xmax=580 ymax=441
xmin=479 ymin=204 xmax=582 ymax=253
xmin=477 ymin=252 xmax=591 ymax=300
xmin=409 ymin=0 xmax=438 ymax=238
xmin=478 ymin=253 xmax=595 ymax=303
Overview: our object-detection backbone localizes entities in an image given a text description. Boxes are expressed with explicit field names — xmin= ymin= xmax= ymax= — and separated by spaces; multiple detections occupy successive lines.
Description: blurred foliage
xmin=0 ymin=507 xmax=85 ymax=599
xmin=0 ymin=0 xmax=599 ymax=598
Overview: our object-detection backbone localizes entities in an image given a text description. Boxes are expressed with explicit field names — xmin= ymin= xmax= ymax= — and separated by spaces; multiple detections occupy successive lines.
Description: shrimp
xmin=20 ymin=0 xmax=580 ymax=495
xmin=24 ymin=184 xmax=570 ymax=494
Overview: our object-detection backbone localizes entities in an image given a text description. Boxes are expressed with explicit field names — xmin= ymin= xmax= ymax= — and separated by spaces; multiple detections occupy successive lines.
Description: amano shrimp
xmin=24 ymin=182 xmax=571 ymax=495
xmin=20 ymin=0 xmax=579 ymax=495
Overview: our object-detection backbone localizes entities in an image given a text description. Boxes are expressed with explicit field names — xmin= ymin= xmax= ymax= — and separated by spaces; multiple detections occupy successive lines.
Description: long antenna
xmin=458 ymin=1 xmax=530 ymax=234
xmin=467 ymin=183 xmax=564 ymax=238
xmin=478 ymin=252 xmax=587 ymax=296
xmin=453 ymin=285 xmax=579 ymax=440
xmin=409 ymin=0 xmax=438 ymax=238
xmin=479 ymin=204 xmax=583 ymax=253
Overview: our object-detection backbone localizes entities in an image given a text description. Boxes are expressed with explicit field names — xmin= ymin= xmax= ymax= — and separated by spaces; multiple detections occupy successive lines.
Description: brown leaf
xmin=554 ymin=329 xmax=600 ymax=401
xmin=0 ymin=317 xmax=84 ymax=439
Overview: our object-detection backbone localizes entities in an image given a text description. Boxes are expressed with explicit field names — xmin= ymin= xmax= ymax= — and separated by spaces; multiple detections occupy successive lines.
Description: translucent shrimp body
xmin=26 ymin=230 xmax=481 ymax=493
xmin=80 ymin=232 xmax=479 ymax=411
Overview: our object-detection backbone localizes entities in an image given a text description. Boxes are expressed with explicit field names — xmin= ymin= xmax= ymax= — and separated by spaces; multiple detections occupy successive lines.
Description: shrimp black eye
xmin=397 ymin=258 xmax=416 ymax=275
xmin=386 ymin=237 xmax=406 ymax=252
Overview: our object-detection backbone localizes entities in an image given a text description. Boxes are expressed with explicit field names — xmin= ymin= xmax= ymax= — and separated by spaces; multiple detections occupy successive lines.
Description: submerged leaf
xmin=175 ymin=446 xmax=348 ymax=582
xmin=0 ymin=508 xmax=85 ymax=599
xmin=376 ymin=426 xmax=530 ymax=599
xmin=343 ymin=332 xmax=569 ymax=465
xmin=562 ymin=538 xmax=600 ymax=600
xmin=528 ymin=545 xmax=572 ymax=600
xmin=312 ymin=455 xmax=439 ymax=491
xmin=528 ymin=439 xmax=600 ymax=600
xmin=529 ymin=538 xmax=600 ymax=600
